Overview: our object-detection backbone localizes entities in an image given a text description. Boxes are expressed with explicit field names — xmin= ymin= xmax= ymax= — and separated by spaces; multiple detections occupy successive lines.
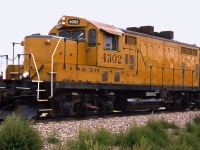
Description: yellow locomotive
xmin=0 ymin=16 xmax=200 ymax=118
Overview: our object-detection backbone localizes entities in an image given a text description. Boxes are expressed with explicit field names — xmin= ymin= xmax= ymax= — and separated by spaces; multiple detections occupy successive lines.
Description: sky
xmin=0 ymin=0 xmax=200 ymax=72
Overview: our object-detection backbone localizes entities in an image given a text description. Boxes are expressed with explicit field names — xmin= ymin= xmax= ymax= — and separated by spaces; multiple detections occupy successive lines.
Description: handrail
xmin=0 ymin=55 xmax=8 ymax=67
xmin=31 ymin=54 xmax=40 ymax=100
xmin=137 ymin=49 xmax=195 ymax=72
xmin=50 ymin=38 xmax=62 ymax=98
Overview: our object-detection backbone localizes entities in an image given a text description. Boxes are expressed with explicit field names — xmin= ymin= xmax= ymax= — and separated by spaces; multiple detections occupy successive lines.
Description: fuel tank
xmin=126 ymin=98 xmax=163 ymax=111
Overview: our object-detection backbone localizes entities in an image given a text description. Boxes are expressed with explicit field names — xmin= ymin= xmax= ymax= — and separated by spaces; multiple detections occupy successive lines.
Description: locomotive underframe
xmin=1 ymin=79 xmax=200 ymax=119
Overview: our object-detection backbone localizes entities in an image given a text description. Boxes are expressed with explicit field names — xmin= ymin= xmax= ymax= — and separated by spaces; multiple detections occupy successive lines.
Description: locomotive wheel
xmin=165 ymin=98 xmax=173 ymax=110
xmin=0 ymin=94 xmax=5 ymax=106
xmin=75 ymin=103 xmax=86 ymax=116
xmin=114 ymin=97 xmax=127 ymax=112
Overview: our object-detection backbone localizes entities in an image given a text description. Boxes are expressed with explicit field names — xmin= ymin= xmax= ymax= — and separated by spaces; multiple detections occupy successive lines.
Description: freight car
xmin=0 ymin=16 xmax=200 ymax=119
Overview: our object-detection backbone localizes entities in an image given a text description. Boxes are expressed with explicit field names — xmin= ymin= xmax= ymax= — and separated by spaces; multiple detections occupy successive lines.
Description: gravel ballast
xmin=35 ymin=111 xmax=200 ymax=149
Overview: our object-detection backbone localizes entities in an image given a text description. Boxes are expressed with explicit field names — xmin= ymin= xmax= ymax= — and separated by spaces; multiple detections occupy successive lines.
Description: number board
xmin=68 ymin=19 xmax=80 ymax=25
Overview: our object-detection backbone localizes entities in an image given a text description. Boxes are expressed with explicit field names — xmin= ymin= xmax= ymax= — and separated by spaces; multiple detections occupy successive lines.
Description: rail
xmin=50 ymin=37 xmax=63 ymax=98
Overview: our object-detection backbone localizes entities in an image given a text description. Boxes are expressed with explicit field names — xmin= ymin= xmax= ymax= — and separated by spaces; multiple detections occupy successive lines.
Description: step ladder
xmin=10 ymin=72 xmax=19 ymax=75
xmin=32 ymin=80 xmax=45 ymax=100
xmin=32 ymin=80 xmax=53 ymax=113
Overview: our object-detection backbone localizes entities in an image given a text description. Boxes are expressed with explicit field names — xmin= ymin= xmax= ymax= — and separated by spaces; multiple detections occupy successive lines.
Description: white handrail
xmin=31 ymin=54 xmax=40 ymax=100
xmin=50 ymin=38 xmax=62 ymax=98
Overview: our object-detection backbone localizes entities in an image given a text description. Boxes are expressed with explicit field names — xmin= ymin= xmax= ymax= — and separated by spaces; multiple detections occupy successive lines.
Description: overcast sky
xmin=0 ymin=0 xmax=200 ymax=71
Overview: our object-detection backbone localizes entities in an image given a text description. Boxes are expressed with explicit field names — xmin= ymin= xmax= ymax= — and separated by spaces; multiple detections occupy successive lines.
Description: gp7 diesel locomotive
xmin=0 ymin=16 xmax=200 ymax=118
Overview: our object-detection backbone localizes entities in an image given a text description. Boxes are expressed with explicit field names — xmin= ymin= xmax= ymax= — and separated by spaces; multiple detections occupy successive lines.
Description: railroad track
xmin=34 ymin=108 xmax=199 ymax=124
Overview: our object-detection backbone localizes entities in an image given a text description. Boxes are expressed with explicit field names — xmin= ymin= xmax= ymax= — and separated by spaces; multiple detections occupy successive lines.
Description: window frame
xmin=125 ymin=35 xmax=137 ymax=45
xmin=104 ymin=32 xmax=118 ymax=51
xmin=181 ymin=47 xmax=198 ymax=56
xmin=88 ymin=28 xmax=97 ymax=47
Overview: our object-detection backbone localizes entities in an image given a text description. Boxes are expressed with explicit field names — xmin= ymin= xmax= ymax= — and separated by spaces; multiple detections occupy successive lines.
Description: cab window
xmin=59 ymin=31 xmax=71 ymax=38
xmin=104 ymin=33 xmax=118 ymax=51
xmin=73 ymin=30 xmax=85 ymax=40
xmin=59 ymin=30 xmax=85 ymax=40
xmin=88 ymin=29 xmax=96 ymax=47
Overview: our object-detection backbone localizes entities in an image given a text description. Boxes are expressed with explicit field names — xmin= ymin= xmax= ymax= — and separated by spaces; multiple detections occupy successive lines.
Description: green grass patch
xmin=60 ymin=116 xmax=200 ymax=150
xmin=66 ymin=120 xmax=179 ymax=150
xmin=171 ymin=116 xmax=200 ymax=150
xmin=2 ymin=113 xmax=200 ymax=150
xmin=67 ymin=128 xmax=116 ymax=150
xmin=0 ymin=114 xmax=43 ymax=150
xmin=47 ymin=134 xmax=60 ymax=144
xmin=116 ymin=120 xmax=177 ymax=150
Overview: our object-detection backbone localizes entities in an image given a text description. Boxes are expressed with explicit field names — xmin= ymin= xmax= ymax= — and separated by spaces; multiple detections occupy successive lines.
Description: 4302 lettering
xmin=102 ymin=53 xmax=122 ymax=64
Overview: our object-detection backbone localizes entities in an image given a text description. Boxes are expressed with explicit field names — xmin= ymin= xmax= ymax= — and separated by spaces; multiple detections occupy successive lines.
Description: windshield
xmin=59 ymin=30 xmax=85 ymax=40
xmin=59 ymin=31 xmax=71 ymax=38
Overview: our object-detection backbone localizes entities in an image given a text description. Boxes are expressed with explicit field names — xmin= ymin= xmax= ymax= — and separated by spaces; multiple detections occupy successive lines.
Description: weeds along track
xmin=33 ymin=109 xmax=200 ymax=150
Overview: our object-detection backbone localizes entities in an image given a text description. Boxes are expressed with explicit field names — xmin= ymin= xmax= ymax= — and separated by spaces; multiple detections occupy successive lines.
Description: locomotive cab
xmin=22 ymin=16 xmax=126 ymax=83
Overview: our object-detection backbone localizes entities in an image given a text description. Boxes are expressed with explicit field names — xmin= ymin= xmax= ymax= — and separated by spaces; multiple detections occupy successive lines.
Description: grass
xmin=115 ymin=119 xmax=178 ymax=150
xmin=47 ymin=134 xmax=60 ymax=144
xmin=67 ymin=128 xmax=116 ymax=150
xmin=0 ymin=114 xmax=43 ymax=150
xmin=2 ymin=114 xmax=200 ymax=150
xmin=66 ymin=116 xmax=200 ymax=150
xmin=171 ymin=116 xmax=200 ymax=150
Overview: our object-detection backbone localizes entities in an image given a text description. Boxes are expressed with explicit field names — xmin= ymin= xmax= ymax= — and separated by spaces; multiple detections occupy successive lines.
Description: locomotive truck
xmin=0 ymin=16 xmax=200 ymax=119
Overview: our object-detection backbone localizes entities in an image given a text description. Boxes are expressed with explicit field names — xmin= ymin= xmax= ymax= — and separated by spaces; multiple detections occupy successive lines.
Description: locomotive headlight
xmin=23 ymin=71 xmax=29 ymax=78
xmin=61 ymin=21 xmax=65 ymax=25
xmin=61 ymin=16 xmax=66 ymax=21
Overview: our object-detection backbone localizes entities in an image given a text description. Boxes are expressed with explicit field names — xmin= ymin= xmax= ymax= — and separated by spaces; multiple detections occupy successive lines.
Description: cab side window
xmin=104 ymin=33 xmax=118 ymax=51
xmin=88 ymin=29 xmax=96 ymax=47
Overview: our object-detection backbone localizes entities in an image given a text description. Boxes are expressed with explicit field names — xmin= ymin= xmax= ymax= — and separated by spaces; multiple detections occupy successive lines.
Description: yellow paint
xmin=18 ymin=15 xmax=199 ymax=87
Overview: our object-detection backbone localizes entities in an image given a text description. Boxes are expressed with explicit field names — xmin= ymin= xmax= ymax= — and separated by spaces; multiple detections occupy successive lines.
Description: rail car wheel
xmin=114 ymin=96 xmax=127 ymax=112
xmin=0 ymin=94 xmax=5 ymax=106
xmin=165 ymin=96 xmax=173 ymax=110
xmin=165 ymin=93 xmax=184 ymax=110
xmin=74 ymin=102 xmax=86 ymax=116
